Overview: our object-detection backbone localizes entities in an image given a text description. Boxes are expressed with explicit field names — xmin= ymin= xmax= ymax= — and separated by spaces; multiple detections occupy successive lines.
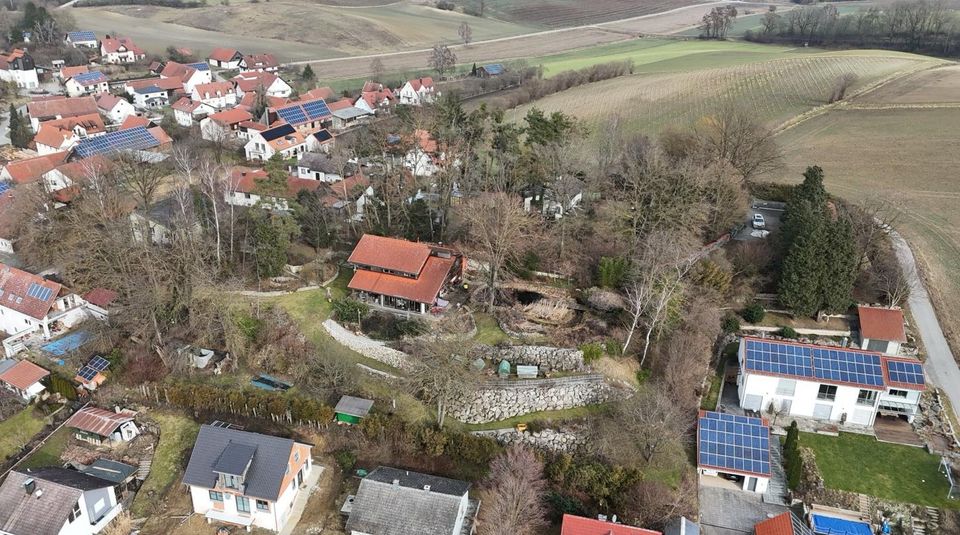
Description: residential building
xmin=754 ymin=511 xmax=812 ymax=535
xmin=200 ymin=108 xmax=254 ymax=142
xmin=192 ymin=81 xmax=237 ymax=109
xmin=319 ymin=173 xmax=373 ymax=222
xmin=0 ymin=467 xmax=123 ymax=535
xmin=95 ymin=93 xmax=136 ymax=124
xmin=172 ymin=97 xmax=215 ymax=127
xmin=345 ymin=466 xmax=477 ymax=535
xmin=81 ymin=288 xmax=117 ymax=321
xmin=329 ymin=100 xmax=372 ymax=130
xmin=64 ymin=71 xmax=109 ymax=97
xmin=696 ymin=411 xmax=771 ymax=494
xmin=244 ymin=123 xmax=307 ymax=161
xmin=72 ymin=126 xmax=168 ymax=159
xmin=0 ymin=152 xmax=69 ymax=186
xmin=560 ymin=514 xmax=661 ymax=535
xmin=233 ymin=71 xmax=292 ymax=98
xmin=34 ymin=114 xmax=106 ymax=155
xmin=404 ymin=129 xmax=444 ymax=177
xmin=347 ymin=234 xmax=464 ymax=314
xmin=65 ymin=406 xmax=139 ymax=445
xmin=0 ymin=49 xmax=38 ymax=89
xmin=59 ymin=65 xmax=88 ymax=80
xmin=397 ymin=77 xmax=436 ymax=106
xmin=306 ymin=129 xmax=335 ymax=153
xmin=160 ymin=61 xmax=212 ymax=94
xmin=266 ymin=97 xmax=331 ymax=134
xmin=123 ymin=77 xmax=184 ymax=102
xmin=42 ymin=157 xmax=111 ymax=195
xmin=133 ymin=85 xmax=169 ymax=109
xmin=525 ymin=176 xmax=584 ymax=219
xmin=858 ymin=305 xmax=907 ymax=356
xmin=183 ymin=424 xmax=313 ymax=532
xmin=0 ymin=263 xmax=90 ymax=352
xmin=26 ymin=96 xmax=99 ymax=132
xmin=736 ymin=336 xmax=926 ymax=426
xmin=354 ymin=81 xmax=396 ymax=114
xmin=476 ymin=63 xmax=504 ymax=78
xmin=208 ymin=47 xmax=243 ymax=69
xmin=240 ymin=53 xmax=279 ymax=72
xmin=99 ymin=35 xmax=145 ymax=64
xmin=65 ymin=30 xmax=98 ymax=48
xmin=225 ymin=166 xmax=290 ymax=211
xmin=0 ymin=359 xmax=49 ymax=400
xmin=291 ymin=152 xmax=343 ymax=182
xmin=129 ymin=196 xmax=190 ymax=245
xmin=334 ymin=395 xmax=373 ymax=425
xmin=79 ymin=460 xmax=138 ymax=497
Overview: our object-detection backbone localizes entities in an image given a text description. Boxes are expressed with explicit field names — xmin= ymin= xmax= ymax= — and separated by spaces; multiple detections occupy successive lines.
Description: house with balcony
xmin=244 ymin=123 xmax=307 ymax=161
xmin=183 ymin=424 xmax=313 ymax=532
xmin=0 ymin=467 xmax=123 ymax=535
xmin=346 ymin=234 xmax=463 ymax=315
xmin=736 ymin=336 xmax=926 ymax=427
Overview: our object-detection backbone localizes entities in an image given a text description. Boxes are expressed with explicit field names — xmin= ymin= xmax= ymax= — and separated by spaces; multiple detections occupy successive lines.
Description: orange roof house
xmin=560 ymin=514 xmax=661 ymax=535
xmin=0 ymin=152 xmax=69 ymax=184
xmin=346 ymin=234 xmax=463 ymax=313
xmin=0 ymin=359 xmax=49 ymax=400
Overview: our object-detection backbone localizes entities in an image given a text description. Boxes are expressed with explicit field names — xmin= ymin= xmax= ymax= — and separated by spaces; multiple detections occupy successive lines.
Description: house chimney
xmin=612 ymin=515 xmax=618 ymax=524
xmin=23 ymin=479 xmax=35 ymax=495
xmin=114 ymin=405 xmax=121 ymax=413
xmin=423 ymin=485 xmax=431 ymax=492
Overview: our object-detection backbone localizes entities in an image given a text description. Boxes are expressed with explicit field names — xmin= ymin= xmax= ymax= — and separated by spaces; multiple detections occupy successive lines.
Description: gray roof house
xmin=182 ymin=424 xmax=314 ymax=532
xmin=346 ymin=466 xmax=478 ymax=535
xmin=0 ymin=467 xmax=122 ymax=535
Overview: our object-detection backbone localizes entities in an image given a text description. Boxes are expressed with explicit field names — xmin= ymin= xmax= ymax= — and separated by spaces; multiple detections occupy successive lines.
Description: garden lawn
xmin=19 ymin=426 xmax=70 ymax=469
xmin=800 ymin=432 xmax=956 ymax=508
xmin=0 ymin=407 xmax=47 ymax=461
xmin=473 ymin=312 xmax=510 ymax=346
xmin=131 ymin=412 xmax=200 ymax=517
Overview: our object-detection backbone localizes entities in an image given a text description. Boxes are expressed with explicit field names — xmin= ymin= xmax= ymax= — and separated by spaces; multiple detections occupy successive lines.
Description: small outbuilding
xmin=858 ymin=305 xmax=907 ymax=356
xmin=517 ymin=365 xmax=538 ymax=379
xmin=65 ymin=406 xmax=139 ymax=445
xmin=0 ymin=359 xmax=49 ymax=401
xmin=335 ymin=395 xmax=374 ymax=424
xmin=497 ymin=359 xmax=511 ymax=378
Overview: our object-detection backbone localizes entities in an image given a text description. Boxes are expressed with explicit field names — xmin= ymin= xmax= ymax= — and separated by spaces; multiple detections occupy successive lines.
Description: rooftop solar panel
xmin=74 ymin=126 xmax=160 ymax=158
xmin=77 ymin=366 xmax=98 ymax=381
xmin=886 ymin=359 xmax=925 ymax=386
xmin=26 ymin=283 xmax=53 ymax=301
xmin=302 ymin=99 xmax=330 ymax=120
xmin=88 ymin=356 xmax=110 ymax=371
xmin=187 ymin=62 xmax=210 ymax=71
xmin=68 ymin=31 xmax=96 ymax=41
xmin=313 ymin=129 xmax=332 ymax=143
xmin=74 ymin=71 xmax=107 ymax=84
xmin=0 ymin=181 xmax=10 ymax=195
xmin=276 ymin=106 xmax=308 ymax=126
xmin=261 ymin=123 xmax=296 ymax=142
xmin=698 ymin=410 xmax=771 ymax=476
xmin=743 ymin=338 xmax=886 ymax=389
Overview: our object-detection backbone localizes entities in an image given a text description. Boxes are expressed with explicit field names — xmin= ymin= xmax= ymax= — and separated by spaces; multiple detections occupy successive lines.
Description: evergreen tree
xmin=779 ymin=208 xmax=826 ymax=317
xmin=8 ymin=104 xmax=31 ymax=149
xmin=247 ymin=210 xmax=299 ymax=278
xmin=781 ymin=165 xmax=827 ymax=253
xmin=302 ymin=64 xmax=315 ymax=81
xmin=819 ymin=216 xmax=858 ymax=312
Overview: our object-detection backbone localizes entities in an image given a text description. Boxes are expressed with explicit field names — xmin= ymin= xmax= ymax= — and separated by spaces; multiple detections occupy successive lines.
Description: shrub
xmin=635 ymin=369 xmax=651 ymax=384
xmin=778 ymin=326 xmax=799 ymax=339
xmin=234 ymin=312 xmax=263 ymax=342
xmin=721 ymin=314 xmax=741 ymax=333
xmin=783 ymin=421 xmax=801 ymax=490
xmin=436 ymin=0 xmax=455 ymax=9
xmin=741 ymin=302 xmax=766 ymax=323
xmin=332 ymin=298 xmax=369 ymax=323
xmin=597 ymin=256 xmax=629 ymax=288
xmin=604 ymin=339 xmax=622 ymax=355
xmin=580 ymin=342 xmax=603 ymax=364
xmin=546 ymin=491 xmax=587 ymax=522
xmin=334 ymin=449 xmax=356 ymax=472
xmin=361 ymin=312 xmax=426 ymax=340
xmin=415 ymin=425 xmax=448 ymax=457
xmin=445 ymin=432 xmax=501 ymax=466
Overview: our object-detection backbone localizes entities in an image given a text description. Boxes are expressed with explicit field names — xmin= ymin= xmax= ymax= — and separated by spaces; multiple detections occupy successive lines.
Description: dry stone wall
xmin=322 ymin=319 xmax=409 ymax=370
xmin=451 ymin=375 xmax=619 ymax=424
xmin=484 ymin=345 xmax=585 ymax=372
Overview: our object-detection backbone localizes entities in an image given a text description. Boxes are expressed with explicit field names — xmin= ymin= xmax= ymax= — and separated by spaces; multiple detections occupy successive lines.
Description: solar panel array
xmin=88 ymin=355 xmax=110 ymax=371
xmin=68 ymin=31 xmax=96 ymax=42
xmin=0 ymin=181 xmax=10 ymax=195
xmin=77 ymin=366 xmax=98 ymax=381
xmin=74 ymin=126 xmax=160 ymax=158
xmin=73 ymin=71 xmax=106 ymax=84
xmin=698 ymin=411 xmax=771 ymax=476
xmin=744 ymin=338 xmax=885 ymax=389
xmin=302 ymin=99 xmax=330 ymax=120
xmin=313 ymin=130 xmax=333 ymax=143
xmin=886 ymin=359 xmax=925 ymax=386
xmin=26 ymin=282 xmax=53 ymax=301
xmin=483 ymin=64 xmax=504 ymax=75
xmin=187 ymin=62 xmax=210 ymax=71
xmin=261 ymin=123 xmax=296 ymax=142
xmin=275 ymin=99 xmax=330 ymax=126
xmin=276 ymin=106 xmax=307 ymax=126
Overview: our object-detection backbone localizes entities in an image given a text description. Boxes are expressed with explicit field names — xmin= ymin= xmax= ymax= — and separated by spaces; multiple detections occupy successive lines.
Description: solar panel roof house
xmin=696 ymin=411 xmax=772 ymax=494
xmin=737 ymin=337 xmax=926 ymax=427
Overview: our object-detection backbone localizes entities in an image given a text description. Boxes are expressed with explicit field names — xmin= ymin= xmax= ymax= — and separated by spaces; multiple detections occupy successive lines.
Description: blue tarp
xmin=811 ymin=514 xmax=873 ymax=535
xmin=41 ymin=331 xmax=93 ymax=356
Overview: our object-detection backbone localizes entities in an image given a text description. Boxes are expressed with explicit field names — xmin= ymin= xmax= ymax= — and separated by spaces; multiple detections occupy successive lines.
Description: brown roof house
xmin=0 ymin=359 xmax=49 ymax=400
xmin=0 ymin=467 xmax=122 ymax=535
xmin=208 ymin=47 xmax=244 ymax=69
xmin=347 ymin=234 xmax=463 ymax=314
xmin=858 ymin=305 xmax=908 ymax=356
xmin=26 ymin=95 xmax=98 ymax=132
xmin=65 ymin=406 xmax=139 ymax=445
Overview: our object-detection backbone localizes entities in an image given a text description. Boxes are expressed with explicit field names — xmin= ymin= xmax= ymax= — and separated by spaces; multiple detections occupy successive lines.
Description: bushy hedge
xmin=332 ymin=298 xmax=369 ymax=323
xmin=741 ymin=302 xmax=766 ymax=323
xmin=163 ymin=381 xmax=333 ymax=424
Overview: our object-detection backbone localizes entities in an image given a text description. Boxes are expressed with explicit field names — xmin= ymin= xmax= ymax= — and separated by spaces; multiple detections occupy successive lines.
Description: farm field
xmin=774 ymin=66 xmax=960 ymax=357
xmin=507 ymin=46 xmax=940 ymax=133
xmin=476 ymin=0 xmax=704 ymax=28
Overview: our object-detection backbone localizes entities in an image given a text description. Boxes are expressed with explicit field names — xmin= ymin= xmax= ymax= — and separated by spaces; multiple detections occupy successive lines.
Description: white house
xmin=208 ymin=47 xmax=243 ymax=69
xmin=291 ymin=152 xmax=342 ymax=182
xmin=354 ymin=81 xmax=396 ymax=114
xmin=239 ymin=53 xmax=279 ymax=72
xmin=225 ymin=167 xmax=291 ymax=211
xmin=64 ymin=71 xmax=110 ymax=97
xmin=233 ymin=71 xmax=291 ymax=99
xmin=42 ymin=157 xmax=111 ymax=196
xmin=0 ymin=49 xmax=39 ymax=89
xmin=397 ymin=77 xmax=436 ymax=106
xmin=172 ymin=97 xmax=215 ymax=127
xmin=0 ymin=359 xmax=49 ymax=401
xmin=244 ymin=123 xmax=307 ymax=161
xmin=0 ymin=467 xmax=123 ymax=535
xmin=65 ymin=406 xmax=140 ymax=445
xmin=404 ymin=129 xmax=443 ymax=177
xmin=33 ymin=113 xmax=106 ymax=156
xmin=64 ymin=30 xmax=98 ymax=48
xmin=183 ymin=424 xmax=314 ymax=533
xmin=736 ymin=336 xmax=926 ymax=426
xmin=95 ymin=93 xmax=136 ymax=125
xmin=191 ymin=81 xmax=237 ymax=109
xmin=858 ymin=305 xmax=907 ymax=356
xmin=697 ymin=411 xmax=771 ymax=494
xmin=99 ymin=36 xmax=145 ymax=64
xmin=159 ymin=61 xmax=212 ymax=95
xmin=133 ymin=85 xmax=168 ymax=109
xmin=345 ymin=466 xmax=477 ymax=535
xmin=200 ymin=108 xmax=254 ymax=143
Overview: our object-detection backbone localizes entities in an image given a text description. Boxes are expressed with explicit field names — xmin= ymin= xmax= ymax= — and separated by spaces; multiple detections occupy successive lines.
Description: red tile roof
xmin=83 ymin=288 xmax=118 ymax=308
xmin=413 ymin=129 xmax=438 ymax=153
xmin=148 ymin=126 xmax=173 ymax=147
xmin=194 ymin=81 xmax=234 ymax=98
xmin=60 ymin=65 xmax=88 ymax=79
xmin=407 ymin=77 xmax=434 ymax=91
xmin=49 ymin=156 xmax=112 ymax=183
xmin=2 ymin=152 xmax=69 ymax=185
xmin=238 ymin=120 xmax=267 ymax=132
xmin=229 ymin=166 xmax=270 ymax=194
xmin=34 ymin=124 xmax=75 ymax=150
xmin=348 ymin=234 xmax=432 ymax=276
xmin=754 ymin=512 xmax=797 ymax=535
xmin=233 ymin=71 xmax=278 ymax=93
xmin=242 ymin=53 xmax=278 ymax=69
xmin=101 ymin=36 xmax=143 ymax=55
xmin=171 ymin=97 xmax=202 ymax=113
xmin=0 ymin=360 xmax=49 ymax=391
xmin=65 ymin=406 xmax=135 ymax=437
xmin=27 ymin=96 xmax=98 ymax=121
xmin=126 ymin=77 xmax=183 ymax=92
xmin=119 ymin=115 xmax=152 ymax=130
xmin=35 ymin=114 xmax=106 ymax=148
xmin=287 ymin=177 xmax=325 ymax=197
xmin=349 ymin=254 xmax=454 ymax=305
xmin=358 ymin=83 xmax=395 ymax=109
xmin=560 ymin=515 xmax=661 ymax=535
xmin=0 ymin=263 xmax=62 ymax=320
xmin=208 ymin=107 xmax=253 ymax=126
xmin=302 ymin=87 xmax=335 ymax=101
xmin=858 ymin=306 xmax=907 ymax=343
xmin=209 ymin=47 xmax=241 ymax=62
xmin=327 ymin=99 xmax=353 ymax=112
xmin=321 ymin=174 xmax=370 ymax=207
xmin=95 ymin=93 xmax=125 ymax=111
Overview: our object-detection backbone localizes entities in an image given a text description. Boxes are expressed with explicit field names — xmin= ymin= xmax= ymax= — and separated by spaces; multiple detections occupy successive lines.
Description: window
xmin=889 ymin=389 xmax=909 ymax=398
xmin=208 ymin=490 xmax=224 ymax=501
xmin=256 ymin=499 xmax=270 ymax=512
xmin=817 ymin=384 xmax=838 ymax=401
xmin=857 ymin=389 xmax=877 ymax=405
xmin=236 ymin=495 xmax=250 ymax=514
xmin=294 ymin=451 xmax=300 ymax=463
xmin=222 ymin=474 xmax=241 ymax=489
xmin=68 ymin=501 xmax=82 ymax=523
xmin=775 ymin=378 xmax=796 ymax=397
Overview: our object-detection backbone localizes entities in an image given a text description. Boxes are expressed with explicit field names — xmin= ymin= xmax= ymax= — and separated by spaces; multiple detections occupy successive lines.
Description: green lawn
xmin=801 ymin=432 xmax=957 ymax=508
xmin=131 ymin=412 xmax=200 ymax=518
xmin=0 ymin=407 xmax=48 ymax=462
xmin=473 ymin=312 xmax=510 ymax=346
xmin=19 ymin=426 xmax=70 ymax=469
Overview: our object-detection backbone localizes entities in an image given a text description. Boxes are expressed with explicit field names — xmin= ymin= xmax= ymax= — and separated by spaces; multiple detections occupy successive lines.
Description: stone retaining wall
xmin=479 ymin=428 xmax=586 ymax=453
xmin=482 ymin=345 xmax=584 ymax=372
xmin=322 ymin=319 xmax=409 ymax=370
xmin=451 ymin=375 xmax=619 ymax=424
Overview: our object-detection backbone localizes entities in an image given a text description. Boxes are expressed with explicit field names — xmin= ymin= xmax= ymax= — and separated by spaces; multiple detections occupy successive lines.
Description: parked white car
xmin=752 ymin=213 xmax=766 ymax=229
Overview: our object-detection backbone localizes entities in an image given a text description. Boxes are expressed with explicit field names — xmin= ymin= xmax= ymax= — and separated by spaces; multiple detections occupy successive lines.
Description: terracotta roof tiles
xmin=0 ymin=263 xmax=63 ymax=320
xmin=858 ymin=306 xmax=907 ymax=343
xmin=560 ymin=514 xmax=661 ymax=535
xmin=0 ymin=360 xmax=49 ymax=391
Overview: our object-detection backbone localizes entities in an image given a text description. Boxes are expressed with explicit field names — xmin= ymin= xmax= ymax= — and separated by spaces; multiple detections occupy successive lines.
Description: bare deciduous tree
xmin=428 ymin=42 xmax=457 ymax=79
xmin=693 ymin=105 xmax=783 ymax=182
xmin=476 ymin=445 xmax=548 ymax=535
xmin=829 ymin=73 xmax=859 ymax=103
xmin=458 ymin=22 xmax=473 ymax=46
xmin=370 ymin=57 xmax=385 ymax=82
xmin=593 ymin=384 xmax=693 ymax=466
xmin=405 ymin=336 xmax=478 ymax=428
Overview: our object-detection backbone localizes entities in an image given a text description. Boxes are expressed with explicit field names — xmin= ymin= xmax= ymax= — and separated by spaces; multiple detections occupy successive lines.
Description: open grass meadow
xmin=0 ymin=407 xmax=47 ymax=461
xmin=130 ymin=412 xmax=200 ymax=517
xmin=801 ymin=432 xmax=956 ymax=508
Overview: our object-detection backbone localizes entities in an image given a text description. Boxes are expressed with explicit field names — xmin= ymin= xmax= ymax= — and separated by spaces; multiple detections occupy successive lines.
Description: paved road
xmin=890 ymin=228 xmax=960 ymax=410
